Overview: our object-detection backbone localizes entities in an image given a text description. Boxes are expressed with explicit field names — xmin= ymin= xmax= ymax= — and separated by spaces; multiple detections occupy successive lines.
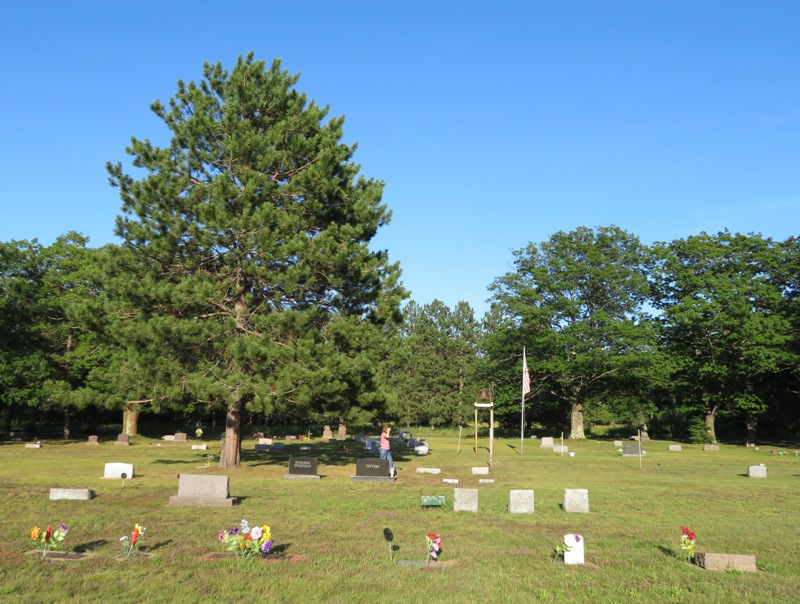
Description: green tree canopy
xmin=106 ymin=53 xmax=404 ymax=467
xmin=488 ymin=226 xmax=658 ymax=438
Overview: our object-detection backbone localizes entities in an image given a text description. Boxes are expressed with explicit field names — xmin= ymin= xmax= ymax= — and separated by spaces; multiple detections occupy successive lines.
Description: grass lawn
xmin=1 ymin=432 xmax=798 ymax=603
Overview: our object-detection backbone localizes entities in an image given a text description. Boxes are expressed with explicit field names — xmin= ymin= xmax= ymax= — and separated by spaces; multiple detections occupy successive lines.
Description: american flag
xmin=522 ymin=349 xmax=531 ymax=395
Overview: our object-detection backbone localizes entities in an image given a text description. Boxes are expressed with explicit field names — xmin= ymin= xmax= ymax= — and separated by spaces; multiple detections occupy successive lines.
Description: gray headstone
xmin=50 ymin=488 xmax=95 ymax=501
xmin=623 ymin=444 xmax=643 ymax=457
xmin=86 ymin=435 xmax=99 ymax=445
xmin=288 ymin=456 xmax=318 ymax=476
xmin=704 ymin=444 xmax=720 ymax=451
xmin=355 ymin=458 xmax=390 ymax=478
xmin=254 ymin=444 xmax=271 ymax=452
xmin=668 ymin=444 xmax=682 ymax=452
xmin=509 ymin=490 xmax=534 ymax=513
xmin=104 ymin=462 xmax=134 ymax=479
xmin=540 ymin=436 xmax=554 ymax=448
xmin=174 ymin=432 xmax=188 ymax=441
xmin=454 ymin=488 xmax=478 ymax=513
xmin=169 ymin=474 xmax=236 ymax=506
xmin=563 ymin=488 xmax=589 ymax=513
xmin=748 ymin=465 xmax=767 ymax=478
xmin=553 ymin=445 xmax=569 ymax=454
xmin=272 ymin=442 xmax=284 ymax=451
xmin=115 ymin=434 xmax=130 ymax=446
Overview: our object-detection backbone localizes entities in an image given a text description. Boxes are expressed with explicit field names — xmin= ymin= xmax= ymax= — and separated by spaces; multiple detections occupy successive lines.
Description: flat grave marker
xmin=50 ymin=488 xmax=95 ymax=501
xmin=622 ymin=444 xmax=643 ymax=457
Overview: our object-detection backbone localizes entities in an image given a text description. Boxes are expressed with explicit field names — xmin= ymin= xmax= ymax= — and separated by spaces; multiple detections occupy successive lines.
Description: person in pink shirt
xmin=379 ymin=425 xmax=394 ymax=476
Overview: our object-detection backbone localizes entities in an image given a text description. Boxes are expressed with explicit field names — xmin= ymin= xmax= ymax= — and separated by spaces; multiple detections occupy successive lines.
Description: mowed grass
xmin=1 ymin=433 xmax=799 ymax=603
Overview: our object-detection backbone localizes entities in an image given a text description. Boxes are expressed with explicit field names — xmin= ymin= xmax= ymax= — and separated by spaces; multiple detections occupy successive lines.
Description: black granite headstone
xmin=356 ymin=458 xmax=390 ymax=477
xmin=288 ymin=456 xmax=318 ymax=476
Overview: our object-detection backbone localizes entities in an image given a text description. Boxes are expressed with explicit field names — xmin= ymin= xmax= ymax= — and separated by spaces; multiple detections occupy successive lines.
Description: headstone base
xmin=168 ymin=496 xmax=237 ymax=507
xmin=283 ymin=474 xmax=320 ymax=480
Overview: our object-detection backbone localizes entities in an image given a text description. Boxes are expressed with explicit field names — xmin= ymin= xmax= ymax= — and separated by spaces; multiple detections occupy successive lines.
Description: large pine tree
xmin=107 ymin=54 xmax=404 ymax=468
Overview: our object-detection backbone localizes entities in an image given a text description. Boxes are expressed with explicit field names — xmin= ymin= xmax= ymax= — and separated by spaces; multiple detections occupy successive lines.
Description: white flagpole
xmin=521 ymin=347 xmax=530 ymax=455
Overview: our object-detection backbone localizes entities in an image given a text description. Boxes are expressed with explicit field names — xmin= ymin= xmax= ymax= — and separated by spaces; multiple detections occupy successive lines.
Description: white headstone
xmin=104 ymin=462 xmax=134 ymax=479
xmin=669 ymin=444 xmax=682 ymax=452
xmin=414 ymin=444 xmax=429 ymax=455
xmin=509 ymin=489 xmax=535 ymax=514
xmin=563 ymin=488 xmax=589 ymax=513
xmin=191 ymin=444 xmax=208 ymax=450
xmin=454 ymin=488 xmax=478 ymax=513
xmin=478 ymin=478 xmax=495 ymax=484
xmin=613 ymin=440 xmax=623 ymax=447
xmin=416 ymin=468 xmax=441 ymax=474
xmin=472 ymin=467 xmax=490 ymax=475
xmin=442 ymin=478 xmax=459 ymax=484
xmin=540 ymin=436 xmax=555 ymax=449
xmin=563 ymin=534 xmax=584 ymax=565
xmin=748 ymin=465 xmax=767 ymax=478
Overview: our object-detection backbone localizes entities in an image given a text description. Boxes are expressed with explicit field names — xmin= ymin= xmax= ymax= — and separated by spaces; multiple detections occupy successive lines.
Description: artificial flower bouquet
xmin=219 ymin=519 xmax=273 ymax=562
xmin=30 ymin=523 xmax=69 ymax=559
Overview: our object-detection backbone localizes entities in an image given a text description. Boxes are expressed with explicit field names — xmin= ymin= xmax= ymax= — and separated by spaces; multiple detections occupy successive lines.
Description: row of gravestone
xmin=451 ymin=488 xmax=590 ymax=513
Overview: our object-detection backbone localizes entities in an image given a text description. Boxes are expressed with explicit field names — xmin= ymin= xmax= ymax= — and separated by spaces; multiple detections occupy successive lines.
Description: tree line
xmin=2 ymin=55 xmax=798 ymax=468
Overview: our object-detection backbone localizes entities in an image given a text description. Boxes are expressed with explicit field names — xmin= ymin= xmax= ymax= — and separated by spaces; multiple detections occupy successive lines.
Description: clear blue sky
xmin=2 ymin=1 xmax=798 ymax=316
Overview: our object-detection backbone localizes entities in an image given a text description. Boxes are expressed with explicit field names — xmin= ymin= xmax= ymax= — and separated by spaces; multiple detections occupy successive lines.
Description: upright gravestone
xmin=454 ymin=488 xmax=478 ymax=513
xmin=255 ymin=437 xmax=273 ymax=452
xmin=613 ymin=440 xmax=623 ymax=447
xmin=322 ymin=425 xmax=334 ymax=439
xmin=86 ymin=435 xmax=100 ymax=446
xmin=115 ymin=434 xmax=130 ymax=446
xmin=168 ymin=474 xmax=236 ymax=507
xmin=563 ymin=489 xmax=589 ymax=513
xmin=622 ymin=444 xmax=643 ymax=457
xmin=509 ymin=490 xmax=534 ymax=514
xmin=104 ymin=462 xmax=134 ymax=479
xmin=352 ymin=458 xmax=393 ymax=481
xmin=748 ymin=465 xmax=767 ymax=478
xmin=174 ymin=432 xmax=188 ymax=442
xmin=563 ymin=534 xmax=585 ymax=565
xmin=540 ymin=437 xmax=554 ymax=449
xmin=668 ymin=445 xmax=682 ymax=452
xmin=284 ymin=456 xmax=320 ymax=480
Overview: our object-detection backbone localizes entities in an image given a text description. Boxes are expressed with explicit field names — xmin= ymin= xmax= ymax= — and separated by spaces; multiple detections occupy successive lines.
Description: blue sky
xmin=2 ymin=1 xmax=798 ymax=315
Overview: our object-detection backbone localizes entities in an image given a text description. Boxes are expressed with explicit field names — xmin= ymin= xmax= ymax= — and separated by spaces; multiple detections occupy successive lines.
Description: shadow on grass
xmin=270 ymin=542 xmax=293 ymax=555
xmin=143 ymin=540 xmax=173 ymax=553
xmin=152 ymin=459 xmax=191 ymax=465
xmin=241 ymin=444 xmax=412 ymax=468
xmin=74 ymin=540 xmax=109 ymax=553
xmin=656 ymin=545 xmax=681 ymax=560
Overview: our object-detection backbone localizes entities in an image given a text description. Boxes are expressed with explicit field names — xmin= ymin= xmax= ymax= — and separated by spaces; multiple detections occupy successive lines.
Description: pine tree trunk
xmin=63 ymin=408 xmax=71 ymax=439
xmin=123 ymin=404 xmax=139 ymax=436
xmin=569 ymin=399 xmax=585 ymax=439
xmin=219 ymin=399 xmax=243 ymax=469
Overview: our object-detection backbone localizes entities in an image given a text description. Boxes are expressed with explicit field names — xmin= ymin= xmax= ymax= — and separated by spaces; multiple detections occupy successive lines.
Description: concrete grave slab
xmin=50 ymin=488 xmax=95 ymax=501
xmin=695 ymin=552 xmax=757 ymax=572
